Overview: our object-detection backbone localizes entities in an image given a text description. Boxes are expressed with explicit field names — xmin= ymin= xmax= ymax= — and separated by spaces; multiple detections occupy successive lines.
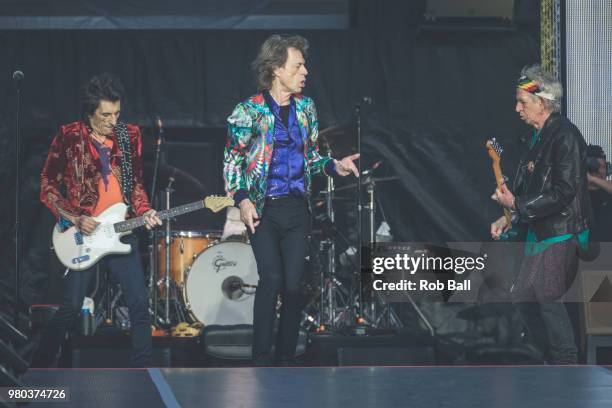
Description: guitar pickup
xmin=71 ymin=255 xmax=90 ymax=264
xmin=74 ymin=232 xmax=84 ymax=245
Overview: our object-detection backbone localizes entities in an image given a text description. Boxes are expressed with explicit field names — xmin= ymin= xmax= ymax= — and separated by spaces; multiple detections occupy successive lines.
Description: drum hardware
xmin=171 ymin=322 xmax=202 ymax=337
xmin=148 ymin=117 xmax=164 ymax=332
xmin=301 ymin=309 xmax=322 ymax=332
xmin=361 ymin=172 xmax=409 ymax=329
xmin=355 ymin=100 xmax=365 ymax=320
xmin=159 ymin=180 xmax=188 ymax=326
xmin=149 ymin=228 xmax=160 ymax=327
xmin=163 ymin=182 xmax=173 ymax=326
xmin=325 ymin=158 xmax=406 ymax=330
xmin=87 ymin=264 xmax=115 ymax=329
xmin=315 ymin=170 xmax=360 ymax=330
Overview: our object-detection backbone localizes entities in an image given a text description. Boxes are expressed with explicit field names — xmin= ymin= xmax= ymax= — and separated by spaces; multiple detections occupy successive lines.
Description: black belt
xmin=266 ymin=194 xmax=304 ymax=202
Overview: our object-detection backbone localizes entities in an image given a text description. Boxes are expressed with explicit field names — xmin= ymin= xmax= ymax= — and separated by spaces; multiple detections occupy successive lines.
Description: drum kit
xmin=134 ymin=121 xmax=407 ymax=336
xmin=143 ymin=164 xmax=260 ymax=334
xmin=152 ymin=230 xmax=258 ymax=328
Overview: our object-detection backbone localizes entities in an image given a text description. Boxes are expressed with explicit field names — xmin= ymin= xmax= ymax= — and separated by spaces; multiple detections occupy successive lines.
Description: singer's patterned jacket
xmin=40 ymin=121 xmax=152 ymax=220
xmin=223 ymin=93 xmax=334 ymax=216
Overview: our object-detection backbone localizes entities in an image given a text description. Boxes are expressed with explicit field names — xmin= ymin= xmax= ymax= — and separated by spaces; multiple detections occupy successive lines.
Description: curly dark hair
xmin=251 ymin=34 xmax=309 ymax=91
xmin=80 ymin=73 xmax=125 ymax=120
xmin=587 ymin=144 xmax=606 ymax=159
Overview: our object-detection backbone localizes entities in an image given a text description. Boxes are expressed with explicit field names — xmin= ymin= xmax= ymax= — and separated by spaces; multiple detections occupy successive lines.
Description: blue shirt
xmin=263 ymin=91 xmax=306 ymax=198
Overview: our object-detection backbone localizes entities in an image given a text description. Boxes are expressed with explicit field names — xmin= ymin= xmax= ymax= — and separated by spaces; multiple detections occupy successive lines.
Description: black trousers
xmin=32 ymin=235 xmax=152 ymax=368
xmin=249 ymin=196 xmax=309 ymax=362
xmin=512 ymin=240 xmax=579 ymax=364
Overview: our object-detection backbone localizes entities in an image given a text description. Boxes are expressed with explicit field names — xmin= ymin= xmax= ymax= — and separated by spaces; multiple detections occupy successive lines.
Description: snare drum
xmin=157 ymin=230 xmax=221 ymax=295
xmin=184 ymin=240 xmax=258 ymax=325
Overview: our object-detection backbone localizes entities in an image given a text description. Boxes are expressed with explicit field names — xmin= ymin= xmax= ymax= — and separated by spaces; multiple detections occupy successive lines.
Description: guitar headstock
xmin=486 ymin=138 xmax=503 ymax=163
xmin=204 ymin=196 xmax=235 ymax=213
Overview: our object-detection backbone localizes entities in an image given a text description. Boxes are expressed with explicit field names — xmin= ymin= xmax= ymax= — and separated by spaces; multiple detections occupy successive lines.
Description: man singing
xmin=224 ymin=34 xmax=359 ymax=365
xmin=491 ymin=64 xmax=591 ymax=364
xmin=33 ymin=73 xmax=162 ymax=367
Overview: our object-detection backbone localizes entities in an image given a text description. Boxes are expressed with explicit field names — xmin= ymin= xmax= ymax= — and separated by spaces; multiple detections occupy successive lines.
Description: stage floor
xmin=22 ymin=365 xmax=612 ymax=408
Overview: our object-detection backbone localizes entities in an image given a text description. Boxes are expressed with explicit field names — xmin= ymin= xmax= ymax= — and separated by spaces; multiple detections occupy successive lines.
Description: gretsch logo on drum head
xmin=213 ymin=255 xmax=237 ymax=273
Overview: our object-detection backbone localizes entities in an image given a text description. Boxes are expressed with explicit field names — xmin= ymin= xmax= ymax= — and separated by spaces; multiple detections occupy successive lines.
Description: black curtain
xmin=0 ymin=1 xmax=539 ymax=306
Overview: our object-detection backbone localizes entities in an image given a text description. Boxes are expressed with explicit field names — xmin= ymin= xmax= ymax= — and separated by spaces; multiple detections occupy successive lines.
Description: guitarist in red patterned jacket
xmin=32 ymin=74 xmax=162 ymax=367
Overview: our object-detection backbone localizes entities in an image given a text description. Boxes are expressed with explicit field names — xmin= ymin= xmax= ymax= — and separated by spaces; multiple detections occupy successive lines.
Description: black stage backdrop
xmin=0 ymin=1 xmax=539 ymax=306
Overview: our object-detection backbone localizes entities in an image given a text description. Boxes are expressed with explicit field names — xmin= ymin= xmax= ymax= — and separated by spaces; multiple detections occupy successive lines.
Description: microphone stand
xmin=13 ymin=71 xmax=23 ymax=328
xmin=355 ymin=102 xmax=364 ymax=322
xmin=149 ymin=119 xmax=163 ymax=327
xmin=150 ymin=120 xmax=163 ymax=200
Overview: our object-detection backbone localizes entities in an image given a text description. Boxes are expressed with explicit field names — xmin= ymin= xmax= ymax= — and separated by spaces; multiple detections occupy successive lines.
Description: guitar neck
xmin=492 ymin=162 xmax=513 ymax=226
xmin=114 ymin=200 xmax=204 ymax=233
xmin=491 ymin=162 xmax=504 ymax=189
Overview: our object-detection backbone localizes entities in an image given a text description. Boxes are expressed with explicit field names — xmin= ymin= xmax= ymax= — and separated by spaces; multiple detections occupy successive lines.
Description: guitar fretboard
xmin=114 ymin=200 xmax=204 ymax=233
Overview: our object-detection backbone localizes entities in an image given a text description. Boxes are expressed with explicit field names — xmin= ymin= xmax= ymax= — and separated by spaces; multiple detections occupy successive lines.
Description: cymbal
xmin=144 ymin=163 xmax=207 ymax=193
xmin=319 ymin=122 xmax=353 ymax=138
xmin=334 ymin=176 xmax=400 ymax=192
xmin=319 ymin=122 xmax=355 ymax=157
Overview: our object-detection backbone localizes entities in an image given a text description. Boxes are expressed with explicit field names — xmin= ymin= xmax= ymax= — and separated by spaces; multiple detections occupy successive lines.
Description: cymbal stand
xmin=361 ymin=176 xmax=405 ymax=329
xmin=148 ymin=232 xmax=159 ymax=325
xmin=148 ymin=121 xmax=163 ymax=327
xmin=363 ymin=175 xmax=377 ymax=323
xmin=355 ymin=103 xmax=364 ymax=320
xmin=158 ymin=182 xmax=187 ymax=327
xmin=162 ymin=183 xmax=174 ymax=326
xmin=318 ymin=167 xmax=336 ymax=326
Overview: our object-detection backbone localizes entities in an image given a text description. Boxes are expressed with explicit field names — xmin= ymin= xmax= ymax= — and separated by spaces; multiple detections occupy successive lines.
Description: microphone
xmin=12 ymin=70 xmax=24 ymax=89
xmin=155 ymin=116 xmax=164 ymax=146
xmin=167 ymin=174 xmax=176 ymax=189
xmin=362 ymin=160 xmax=382 ymax=176
xmin=355 ymin=96 xmax=372 ymax=108
xmin=12 ymin=70 xmax=24 ymax=82
xmin=361 ymin=96 xmax=372 ymax=105
xmin=228 ymin=280 xmax=257 ymax=290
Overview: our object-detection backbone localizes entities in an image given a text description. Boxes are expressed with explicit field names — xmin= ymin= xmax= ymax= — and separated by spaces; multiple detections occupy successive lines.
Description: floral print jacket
xmin=223 ymin=93 xmax=333 ymax=216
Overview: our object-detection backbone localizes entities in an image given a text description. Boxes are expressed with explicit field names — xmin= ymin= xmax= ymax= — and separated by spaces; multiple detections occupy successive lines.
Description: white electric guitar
xmin=52 ymin=196 xmax=234 ymax=271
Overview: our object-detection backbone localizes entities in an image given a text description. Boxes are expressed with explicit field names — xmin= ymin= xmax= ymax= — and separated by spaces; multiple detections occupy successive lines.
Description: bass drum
xmin=184 ymin=240 xmax=258 ymax=325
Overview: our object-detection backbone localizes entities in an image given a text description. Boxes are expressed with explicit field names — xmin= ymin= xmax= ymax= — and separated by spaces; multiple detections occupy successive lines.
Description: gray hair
xmin=519 ymin=64 xmax=563 ymax=113
xmin=251 ymin=34 xmax=309 ymax=91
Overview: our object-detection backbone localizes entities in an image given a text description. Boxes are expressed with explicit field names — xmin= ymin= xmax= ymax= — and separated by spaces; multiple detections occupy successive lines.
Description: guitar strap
xmin=86 ymin=122 xmax=134 ymax=208
xmin=114 ymin=122 xmax=134 ymax=207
